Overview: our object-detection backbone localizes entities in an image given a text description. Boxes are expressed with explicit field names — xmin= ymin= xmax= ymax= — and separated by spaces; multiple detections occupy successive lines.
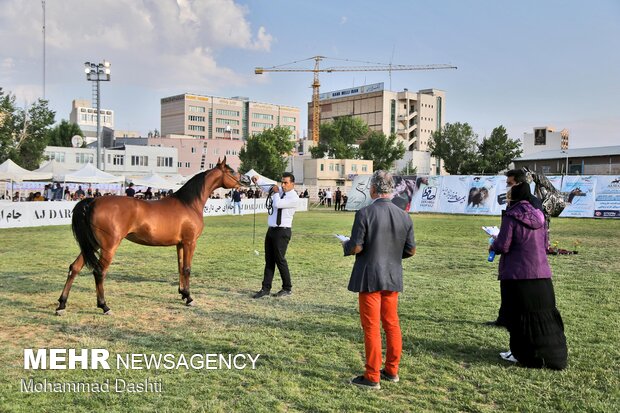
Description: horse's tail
xmin=72 ymin=198 xmax=101 ymax=272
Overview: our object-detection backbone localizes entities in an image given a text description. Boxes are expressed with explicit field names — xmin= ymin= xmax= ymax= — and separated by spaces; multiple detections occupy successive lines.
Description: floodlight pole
xmin=84 ymin=60 xmax=111 ymax=169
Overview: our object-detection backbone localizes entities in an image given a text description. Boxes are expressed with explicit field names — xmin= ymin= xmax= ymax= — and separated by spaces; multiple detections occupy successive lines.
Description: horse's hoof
xmin=55 ymin=309 xmax=65 ymax=316
xmin=186 ymin=300 xmax=195 ymax=307
xmin=103 ymin=310 xmax=113 ymax=316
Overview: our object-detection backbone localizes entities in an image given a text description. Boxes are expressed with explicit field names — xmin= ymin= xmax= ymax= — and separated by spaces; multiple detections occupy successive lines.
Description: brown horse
xmin=56 ymin=157 xmax=250 ymax=315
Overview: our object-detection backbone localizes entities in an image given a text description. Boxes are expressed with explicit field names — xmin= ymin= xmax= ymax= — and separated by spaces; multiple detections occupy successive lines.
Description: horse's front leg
xmin=176 ymin=244 xmax=186 ymax=300
xmin=56 ymin=254 xmax=85 ymax=315
xmin=180 ymin=241 xmax=197 ymax=306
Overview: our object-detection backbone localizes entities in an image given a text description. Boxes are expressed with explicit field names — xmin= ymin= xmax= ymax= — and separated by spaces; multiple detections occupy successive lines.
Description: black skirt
xmin=500 ymin=278 xmax=568 ymax=370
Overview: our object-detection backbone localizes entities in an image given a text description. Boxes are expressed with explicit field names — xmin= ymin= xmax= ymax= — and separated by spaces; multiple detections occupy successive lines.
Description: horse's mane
xmin=171 ymin=170 xmax=209 ymax=206
xmin=171 ymin=164 xmax=234 ymax=206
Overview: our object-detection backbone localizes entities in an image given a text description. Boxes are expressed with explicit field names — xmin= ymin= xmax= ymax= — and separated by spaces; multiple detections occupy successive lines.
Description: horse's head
xmin=216 ymin=157 xmax=251 ymax=188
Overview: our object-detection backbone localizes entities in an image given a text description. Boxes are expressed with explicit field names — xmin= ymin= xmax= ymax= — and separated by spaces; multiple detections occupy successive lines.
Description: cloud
xmin=0 ymin=0 xmax=273 ymax=94
xmin=340 ymin=16 xmax=348 ymax=25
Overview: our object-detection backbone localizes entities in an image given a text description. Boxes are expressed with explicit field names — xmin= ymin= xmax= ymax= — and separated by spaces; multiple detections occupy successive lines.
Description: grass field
xmin=0 ymin=209 xmax=618 ymax=412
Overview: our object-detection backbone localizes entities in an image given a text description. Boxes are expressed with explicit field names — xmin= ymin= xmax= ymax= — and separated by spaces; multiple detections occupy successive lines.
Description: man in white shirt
xmin=252 ymin=172 xmax=299 ymax=298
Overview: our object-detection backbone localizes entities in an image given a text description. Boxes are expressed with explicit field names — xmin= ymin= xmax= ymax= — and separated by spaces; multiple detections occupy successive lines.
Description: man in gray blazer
xmin=343 ymin=170 xmax=416 ymax=390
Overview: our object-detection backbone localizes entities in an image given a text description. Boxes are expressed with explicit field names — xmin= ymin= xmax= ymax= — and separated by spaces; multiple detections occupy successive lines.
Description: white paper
xmin=334 ymin=234 xmax=350 ymax=242
xmin=482 ymin=226 xmax=500 ymax=237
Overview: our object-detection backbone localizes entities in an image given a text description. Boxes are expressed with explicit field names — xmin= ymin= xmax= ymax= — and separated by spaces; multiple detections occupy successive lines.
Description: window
xmin=131 ymin=155 xmax=148 ymax=166
xmin=191 ymin=147 xmax=196 ymax=153
xmin=178 ymin=162 xmax=182 ymax=168
xmin=189 ymin=105 xmax=206 ymax=113
xmin=188 ymin=115 xmax=206 ymax=122
xmin=215 ymin=118 xmax=240 ymax=125
xmin=188 ymin=125 xmax=205 ymax=131
xmin=48 ymin=151 xmax=65 ymax=162
xmin=329 ymin=163 xmax=334 ymax=171
xmin=320 ymin=164 xmax=324 ymax=171
xmin=185 ymin=162 xmax=190 ymax=168
xmin=335 ymin=164 xmax=340 ymax=171
xmin=112 ymin=155 xmax=124 ymax=166
xmin=252 ymin=121 xmax=272 ymax=129
xmin=351 ymin=164 xmax=357 ymax=172
xmin=252 ymin=113 xmax=274 ymax=120
xmin=361 ymin=165 xmax=368 ymax=172
xmin=157 ymin=156 xmax=173 ymax=167
xmin=75 ymin=153 xmax=94 ymax=164
xmin=282 ymin=116 xmax=296 ymax=123
xmin=216 ymin=109 xmax=240 ymax=116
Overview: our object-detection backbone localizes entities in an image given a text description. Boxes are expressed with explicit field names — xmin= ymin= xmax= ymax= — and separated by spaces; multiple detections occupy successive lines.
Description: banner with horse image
xmin=593 ymin=175 xmax=620 ymax=218
xmin=392 ymin=175 xmax=419 ymax=212
xmin=345 ymin=175 xmax=373 ymax=211
xmin=559 ymin=175 xmax=596 ymax=218
xmin=464 ymin=176 xmax=501 ymax=215
xmin=437 ymin=176 xmax=470 ymax=214
xmin=412 ymin=175 xmax=441 ymax=213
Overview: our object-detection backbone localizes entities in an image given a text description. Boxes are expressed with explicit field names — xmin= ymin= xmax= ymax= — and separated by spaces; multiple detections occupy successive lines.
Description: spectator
xmin=125 ymin=183 xmax=136 ymax=197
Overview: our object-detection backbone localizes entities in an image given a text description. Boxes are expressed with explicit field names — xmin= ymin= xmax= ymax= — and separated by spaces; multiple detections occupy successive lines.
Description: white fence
xmin=0 ymin=198 xmax=309 ymax=229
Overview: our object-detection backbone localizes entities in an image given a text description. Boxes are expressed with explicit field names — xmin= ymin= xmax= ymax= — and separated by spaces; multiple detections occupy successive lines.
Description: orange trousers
xmin=359 ymin=291 xmax=402 ymax=383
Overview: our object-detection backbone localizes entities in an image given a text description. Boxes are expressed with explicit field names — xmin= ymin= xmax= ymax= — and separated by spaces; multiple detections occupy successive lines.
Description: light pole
xmin=84 ymin=60 xmax=111 ymax=169
xmin=561 ymin=149 xmax=569 ymax=175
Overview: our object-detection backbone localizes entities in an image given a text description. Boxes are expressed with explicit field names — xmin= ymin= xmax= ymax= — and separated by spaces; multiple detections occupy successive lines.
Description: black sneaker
xmin=252 ymin=289 xmax=270 ymax=299
xmin=350 ymin=375 xmax=380 ymax=390
xmin=273 ymin=289 xmax=292 ymax=297
xmin=380 ymin=369 xmax=400 ymax=383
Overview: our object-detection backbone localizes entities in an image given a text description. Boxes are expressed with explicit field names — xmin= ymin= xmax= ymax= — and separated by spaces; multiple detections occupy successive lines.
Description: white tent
xmin=64 ymin=163 xmax=124 ymax=184
xmin=130 ymin=173 xmax=180 ymax=190
xmin=0 ymin=159 xmax=53 ymax=181
xmin=244 ymin=169 xmax=277 ymax=186
xmin=34 ymin=160 xmax=72 ymax=181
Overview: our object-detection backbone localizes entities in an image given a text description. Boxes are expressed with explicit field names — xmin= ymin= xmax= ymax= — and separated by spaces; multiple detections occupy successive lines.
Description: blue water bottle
xmin=487 ymin=237 xmax=496 ymax=262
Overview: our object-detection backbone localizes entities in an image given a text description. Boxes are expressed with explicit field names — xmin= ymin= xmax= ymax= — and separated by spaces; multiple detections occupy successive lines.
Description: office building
xmin=160 ymin=93 xmax=300 ymax=141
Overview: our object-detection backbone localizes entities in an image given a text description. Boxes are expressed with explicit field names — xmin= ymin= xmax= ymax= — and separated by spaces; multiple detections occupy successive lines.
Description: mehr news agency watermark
xmin=20 ymin=349 xmax=260 ymax=394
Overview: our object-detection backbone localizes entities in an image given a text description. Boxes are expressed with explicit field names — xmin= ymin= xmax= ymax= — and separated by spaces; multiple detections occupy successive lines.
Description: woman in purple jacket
xmin=491 ymin=179 xmax=567 ymax=370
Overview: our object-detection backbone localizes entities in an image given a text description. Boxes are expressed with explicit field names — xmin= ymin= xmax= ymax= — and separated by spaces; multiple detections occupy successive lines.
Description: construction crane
xmin=255 ymin=56 xmax=457 ymax=144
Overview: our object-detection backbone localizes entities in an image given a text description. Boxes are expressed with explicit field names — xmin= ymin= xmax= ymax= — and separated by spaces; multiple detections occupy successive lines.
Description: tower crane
xmin=255 ymin=56 xmax=457 ymax=144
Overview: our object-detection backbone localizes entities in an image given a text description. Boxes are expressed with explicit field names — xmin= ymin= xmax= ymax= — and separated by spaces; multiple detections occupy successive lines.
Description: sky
xmin=1 ymin=0 xmax=619 ymax=149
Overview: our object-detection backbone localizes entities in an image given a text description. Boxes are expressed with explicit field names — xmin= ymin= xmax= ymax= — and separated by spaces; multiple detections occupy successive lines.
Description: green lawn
xmin=0 ymin=210 xmax=618 ymax=412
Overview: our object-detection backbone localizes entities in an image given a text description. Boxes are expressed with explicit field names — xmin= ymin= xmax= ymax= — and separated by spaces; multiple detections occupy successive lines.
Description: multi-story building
xmin=310 ymin=83 xmax=446 ymax=174
xmin=521 ymin=126 xmax=570 ymax=157
xmin=116 ymin=135 xmax=244 ymax=176
xmin=69 ymin=99 xmax=114 ymax=143
xmin=43 ymin=145 xmax=178 ymax=176
xmin=160 ymin=93 xmax=300 ymax=141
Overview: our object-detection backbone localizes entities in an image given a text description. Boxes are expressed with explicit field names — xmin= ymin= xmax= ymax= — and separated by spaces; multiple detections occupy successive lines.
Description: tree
xmin=238 ymin=126 xmax=295 ymax=179
xmin=397 ymin=160 xmax=418 ymax=176
xmin=477 ymin=126 xmax=522 ymax=174
xmin=310 ymin=116 xmax=367 ymax=159
xmin=0 ymin=88 xmax=56 ymax=169
xmin=428 ymin=122 xmax=478 ymax=175
xmin=359 ymin=131 xmax=405 ymax=171
xmin=46 ymin=119 xmax=84 ymax=147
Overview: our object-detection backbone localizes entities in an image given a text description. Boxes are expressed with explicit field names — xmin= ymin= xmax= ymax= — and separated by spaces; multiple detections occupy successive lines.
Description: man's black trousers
xmin=262 ymin=227 xmax=292 ymax=291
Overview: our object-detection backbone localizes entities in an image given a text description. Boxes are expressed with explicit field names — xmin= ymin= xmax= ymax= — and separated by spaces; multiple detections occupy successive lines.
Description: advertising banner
xmin=413 ymin=176 xmax=441 ymax=213
xmin=437 ymin=176 xmax=470 ymax=214
xmin=345 ymin=175 xmax=373 ymax=211
xmin=559 ymin=176 xmax=596 ymax=218
xmin=464 ymin=176 xmax=501 ymax=215
xmin=0 ymin=199 xmax=308 ymax=229
xmin=593 ymin=176 xmax=620 ymax=218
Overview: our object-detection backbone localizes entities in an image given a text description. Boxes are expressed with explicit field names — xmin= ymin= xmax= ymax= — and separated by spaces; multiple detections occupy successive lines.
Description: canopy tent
xmin=129 ymin=173 xmax=181 ymax=190
xmin=34 ymin=160 xmax=72 ymax=181
xmin=0 ymin=159 xmax=53 ymax=181
xmin=244 ymin=169 xmax=277 ymax=186
xmin=64 ymin=163 xmax=124 ymax=184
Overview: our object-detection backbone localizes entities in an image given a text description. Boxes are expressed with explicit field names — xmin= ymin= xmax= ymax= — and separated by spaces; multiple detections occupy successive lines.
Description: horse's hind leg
xmin=180 ymin=241 xmax=197 ymax=306
xmin=94 ymin=245 xmax=118 ymax=315
xmin=56 ymin=254 xmax=85 ymax=315
xmin=176 ymin=244 xmax=186 ymax=300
